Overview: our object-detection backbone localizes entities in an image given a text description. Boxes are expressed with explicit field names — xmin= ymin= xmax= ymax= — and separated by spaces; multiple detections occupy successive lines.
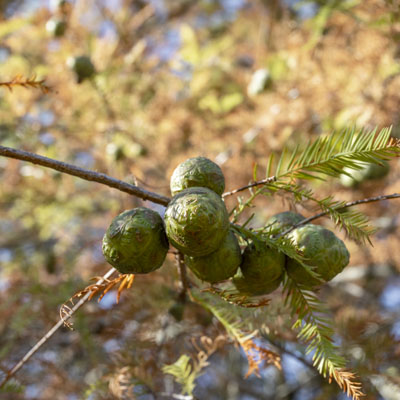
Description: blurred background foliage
xmin=0 ymin=0 xmax=400 ymax=399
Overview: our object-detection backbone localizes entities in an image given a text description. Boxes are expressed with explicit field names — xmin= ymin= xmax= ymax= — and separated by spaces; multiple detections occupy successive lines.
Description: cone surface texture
xmin=165 ymin=187 xmax=229 ymax=257
xmin=102 ymin=207 xmax=169 ymax=274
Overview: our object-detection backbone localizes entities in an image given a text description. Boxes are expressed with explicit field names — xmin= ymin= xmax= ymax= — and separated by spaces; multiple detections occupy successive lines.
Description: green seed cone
xmin=185 ymin=231 xmax=241 ymax=283
xmin=46 ymin=18 xmax=67 ymax=37
xmin=165 ymin=187 xmax=230 ymax=257
xmin=265 ymin=211 xmax=305 ymax=233
xmin=170 ymin=156 xmax=225 ymax=196
xmin=286 ymin=224 xmax=350 ymax=287
xmin=241 ymin=242 xmax=285 ymax=283
xmin=67 ymin=55 xmax=96 ymax=83
xmin=102 ymin=207 xmax=169 ymax=274
xmin=233 ymin=272 xmax=282 ymax=296
xmin=233 ymin=242 xmax=285 ymax=295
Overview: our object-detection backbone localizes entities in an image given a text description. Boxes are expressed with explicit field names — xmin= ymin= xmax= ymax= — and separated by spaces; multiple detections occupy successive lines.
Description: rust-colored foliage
xmin=0 ymin=75 xmax=51 ymax=93
xmin=242 ymin=339 xmax=282 ymax=378
xmin=60 ymin=274 xmax=134 ymax=329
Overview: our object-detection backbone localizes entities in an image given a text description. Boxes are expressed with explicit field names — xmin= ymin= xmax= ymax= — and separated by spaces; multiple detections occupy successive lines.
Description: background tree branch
xmin=0 ymin=145 xmax=170 ymax=206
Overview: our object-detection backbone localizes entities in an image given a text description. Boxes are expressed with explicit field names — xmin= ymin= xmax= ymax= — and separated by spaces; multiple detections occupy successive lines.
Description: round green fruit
xmin=102 ymin=207 xmax=169 ymax=274
xmin=185 ymin=231 xmax=241 ymax=283
xmin=46 ymin=18 xmax=67 ymax=37
xmin=286 ymin=224 xmax=350 ymax=287
xmin=265 ymin=211 xmax=305 ymax=233
xmin=239 ymin=242 xmax=285 ymax=291
xmin=67 ymin=55 xmax=96 ymax=83
xmin=170 ymin=156 xmax=225 ymax=196
xmin=233 ymin=272 xmax=282 ymax=296
xmin=164 ymin=187 xmax=230 ymax=257
xmin=340 ymin=161 xmax=389 ymax=187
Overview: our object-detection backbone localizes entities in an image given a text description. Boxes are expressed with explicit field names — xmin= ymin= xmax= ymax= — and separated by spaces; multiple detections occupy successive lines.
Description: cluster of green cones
xmin=102 ymin=156 xmax=350 ymax=296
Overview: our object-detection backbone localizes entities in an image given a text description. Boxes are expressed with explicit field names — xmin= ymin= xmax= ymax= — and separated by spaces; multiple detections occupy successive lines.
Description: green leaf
xmin=163 ymin=355 xmax=196 ymax=396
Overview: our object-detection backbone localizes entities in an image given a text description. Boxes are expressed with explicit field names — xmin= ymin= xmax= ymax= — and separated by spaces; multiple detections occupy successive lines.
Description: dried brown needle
xmin=0 ymin=74 xmax=51 ymax=93
xmin=60 ymin=273 xmax=135 ymax=329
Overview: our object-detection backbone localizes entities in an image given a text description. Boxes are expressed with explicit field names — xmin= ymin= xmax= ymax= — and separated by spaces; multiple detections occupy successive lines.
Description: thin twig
xmin=0 ymin=268 xmax=117 ymax=388
xmin=0 ymin=145 xmax=170 ymax=206
xmin=222 ymin=176 xmax=277 ymax=197
xmin=277 ymin=193 xmax=400 ymax=238
xmin=60 ymin=273 xmax=135 ymax=329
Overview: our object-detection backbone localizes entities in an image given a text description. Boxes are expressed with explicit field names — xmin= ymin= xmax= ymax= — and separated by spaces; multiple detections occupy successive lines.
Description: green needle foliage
xmin=162 ymin=355 xmax=197 ymax=396
xmin=215 ymin=126 xmax=400 ymax=398
xmin=191 ymin=289 xmax=256 ymax=343
xmin=231 ymin=223 xmax=363 ymax=394
xmin=270 ymin=126 xmax=399 ymax=181
xmin=163 ymin=289 xmax=258 ymax=397
xmin=235 ymin=127 xmax=400 ymax=244
xmin=283 ymin=275 xmax=345 ymax=373
xmin=283 ymin=274 xmax=364 ymax=399
xmin=265 ymin=182 xmax=376 ymax=243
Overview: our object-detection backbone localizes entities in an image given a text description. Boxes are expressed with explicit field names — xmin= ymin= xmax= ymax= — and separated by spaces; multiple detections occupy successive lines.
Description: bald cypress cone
xmin=164 ymin=187 xmax=230 ymax=257
xmin=265 ymin=211 xmax=305 ymax=233
xmin=185 ymin=231 xmax=241 ymax=283
xmin=234 ymin=242 xmax=285 ymax=296
xmin=170 ymin=156 xmax=225 ymax=196
xmin=286 ymin=224 xmax=350 ymax=287
xmin=102 ymin=208 xmax=169 ymax=274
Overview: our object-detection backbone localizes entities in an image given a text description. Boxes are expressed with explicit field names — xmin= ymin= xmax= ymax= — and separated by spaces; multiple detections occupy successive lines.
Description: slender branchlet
xmin=0 ymin=268 xmax=117 ymax=389
xmin=277 ymin=193 xmax=400 ymax=238
xmin=0 ymin=145 xmax=170 ymax=206
xmin=222 ymin=176 xmax=277 ymax=197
